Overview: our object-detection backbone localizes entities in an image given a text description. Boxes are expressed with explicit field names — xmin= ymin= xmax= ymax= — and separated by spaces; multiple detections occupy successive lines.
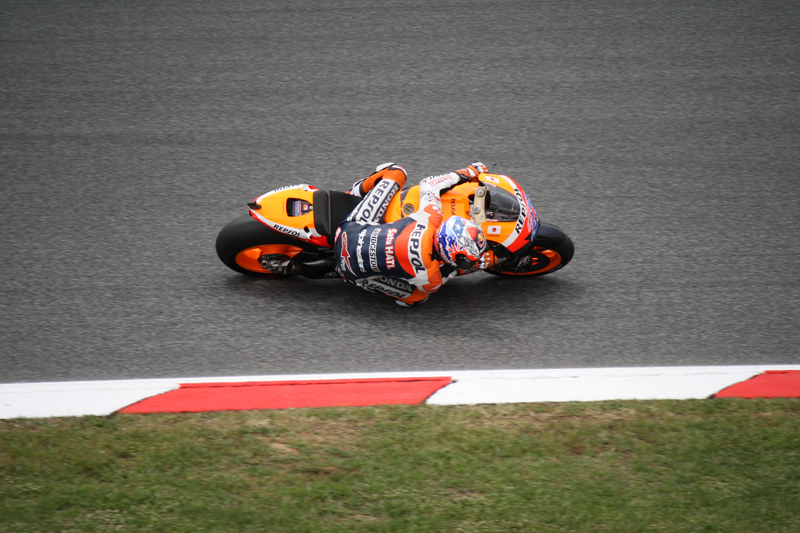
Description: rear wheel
xmin=486 ymin=223 xmax=574 ymax=277
xmin=216 ymin=215 xmax=310 ymax=276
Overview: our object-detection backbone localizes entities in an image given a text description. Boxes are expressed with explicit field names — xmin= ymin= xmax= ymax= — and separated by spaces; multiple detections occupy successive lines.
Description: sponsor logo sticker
xmin=408 ymin=223 xmax=426 ymax=274
xmin=272 ymin=222 xmax=303 ymax=239
xmin=369 ymin=227 xmax=382 ymax=272
xmin=424 ymin=174 xmax=455 ymax=188
xmin=367 ymin=276 xmax=414 ymax=298
xmin=356 ymin=229 xmax=367 ymax=273
xmin=385 ymin=228 xmax=398 ymax=268
xmin=339 ymin=232 xmax=352 ymax=274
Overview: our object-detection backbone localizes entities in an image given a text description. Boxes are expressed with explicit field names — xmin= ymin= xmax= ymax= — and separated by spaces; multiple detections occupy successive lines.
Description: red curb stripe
xmin=118 ymin=377 xmax=452 ymax=414
xmin=714 ymin=371 xmax=800 ymax=398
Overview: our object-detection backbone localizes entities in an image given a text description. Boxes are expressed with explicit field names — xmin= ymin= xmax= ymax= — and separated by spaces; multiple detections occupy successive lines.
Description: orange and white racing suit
xmin=334 ymin=163 xmax=468 ymax=306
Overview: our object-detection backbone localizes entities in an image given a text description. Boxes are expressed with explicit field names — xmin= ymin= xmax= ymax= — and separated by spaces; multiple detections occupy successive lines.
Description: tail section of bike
xmin=246 ymin=184 xmax=329 ymax=248
xmin=215 ymin=185 xmax=360 ymax=277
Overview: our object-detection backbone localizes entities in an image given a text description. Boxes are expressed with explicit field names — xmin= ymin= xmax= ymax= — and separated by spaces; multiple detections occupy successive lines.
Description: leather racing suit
xmin=334 ymin=163 xmax=474 ymax=306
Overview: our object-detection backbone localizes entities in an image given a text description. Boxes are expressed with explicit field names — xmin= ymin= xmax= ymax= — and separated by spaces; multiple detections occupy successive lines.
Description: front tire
xmin=215 ymin=215 xmax=309 ymax=276
xmin=486 ymin=223 xmax=574 ymax=277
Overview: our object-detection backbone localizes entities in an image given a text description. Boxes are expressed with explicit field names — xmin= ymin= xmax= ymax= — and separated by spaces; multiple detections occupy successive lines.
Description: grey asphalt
xmin=2 ymin=0 xmax=798 ymax=383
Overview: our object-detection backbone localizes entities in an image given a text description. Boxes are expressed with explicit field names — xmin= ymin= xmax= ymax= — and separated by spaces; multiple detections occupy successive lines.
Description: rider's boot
xmin=350 ymin=163 xmax=408 ymax=196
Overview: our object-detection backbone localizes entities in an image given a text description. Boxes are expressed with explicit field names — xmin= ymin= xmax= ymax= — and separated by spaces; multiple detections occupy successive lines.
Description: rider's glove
xmin=455 ymin=161 xmax=488 ymax=182
xmin=477 ymin=252 xmax=491 ymax=270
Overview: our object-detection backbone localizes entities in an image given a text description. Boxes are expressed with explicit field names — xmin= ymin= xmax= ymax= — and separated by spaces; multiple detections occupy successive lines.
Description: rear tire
xmin=486 ymin=223 xmax=574 ymax=277
xmin=215 ymin=215 xmax=310 ymax=276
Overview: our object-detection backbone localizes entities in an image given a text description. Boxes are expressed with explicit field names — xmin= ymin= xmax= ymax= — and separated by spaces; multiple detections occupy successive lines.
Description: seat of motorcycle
xmin=312 ymin=189 xmax=363 ymax=246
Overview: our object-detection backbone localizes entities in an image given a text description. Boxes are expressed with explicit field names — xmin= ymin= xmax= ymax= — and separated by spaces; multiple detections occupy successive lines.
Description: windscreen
xmin=484 ymin=184 xmax=521 ymax=222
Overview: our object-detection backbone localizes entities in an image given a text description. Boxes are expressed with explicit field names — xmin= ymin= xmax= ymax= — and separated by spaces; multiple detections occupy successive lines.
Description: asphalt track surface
xmin=2 ymin=0 xmax=799 ymax=384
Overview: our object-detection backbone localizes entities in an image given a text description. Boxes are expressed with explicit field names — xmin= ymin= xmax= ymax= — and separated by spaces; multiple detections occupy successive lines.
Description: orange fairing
xmin=235 ymin=245 xmax=304 ymax=274
xmin=478 ymin=174 xmax=537 ymax=253
xmin=385 ymin=187 xmax=415 ymax=220
xmin=385 ymin=174 xmax=538 ymax=253
xmin=249 ymin=184 xmax=329 ymax=247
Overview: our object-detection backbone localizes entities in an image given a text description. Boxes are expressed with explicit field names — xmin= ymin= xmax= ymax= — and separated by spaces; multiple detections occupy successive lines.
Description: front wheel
xmin=215 ymin=215 xmax=309 ymax=276
xmin=486 ymin=223 xmax=574 ymax=277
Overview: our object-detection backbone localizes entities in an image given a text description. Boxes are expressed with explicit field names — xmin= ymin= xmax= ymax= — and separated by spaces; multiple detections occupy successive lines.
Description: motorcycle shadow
xmin=219 ymin=271 xmax=582 ymax=318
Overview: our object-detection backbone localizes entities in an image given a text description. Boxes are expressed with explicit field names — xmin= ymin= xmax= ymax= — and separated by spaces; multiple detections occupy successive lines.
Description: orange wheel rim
xmin=235 ymin=245 xmax=303 ymax=273
xmin=499 ymin=248 xmax=562 ymax=275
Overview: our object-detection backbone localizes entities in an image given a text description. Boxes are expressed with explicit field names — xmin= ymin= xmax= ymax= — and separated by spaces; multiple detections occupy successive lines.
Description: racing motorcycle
xmin=216 ymin=172 xmax=574 ymax=280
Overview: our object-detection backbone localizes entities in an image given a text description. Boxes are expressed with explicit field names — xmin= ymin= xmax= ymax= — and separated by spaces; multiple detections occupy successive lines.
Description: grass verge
xmin=1 ymin=399 xmax=799 ymax=532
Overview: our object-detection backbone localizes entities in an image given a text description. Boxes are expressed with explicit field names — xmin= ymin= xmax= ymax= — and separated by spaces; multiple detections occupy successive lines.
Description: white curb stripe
xmin=429 ymin=366 xmax=800 ymax=405
xmin=1 ymin=365 xmax=799 ymax=419
xmin=0 ymin=380 xmax=179 ymax=419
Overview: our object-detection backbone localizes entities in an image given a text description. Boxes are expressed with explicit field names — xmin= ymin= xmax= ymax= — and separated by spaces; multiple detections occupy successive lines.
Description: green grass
xmin=1 ymin=399 xmax=799 ymax=532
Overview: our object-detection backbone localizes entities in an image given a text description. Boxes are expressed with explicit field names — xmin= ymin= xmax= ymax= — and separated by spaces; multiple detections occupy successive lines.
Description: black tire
xmin=486 ymin=222 xmax=574 ymax=277
xmin=215 ymin=215 xmax=312 ymax=276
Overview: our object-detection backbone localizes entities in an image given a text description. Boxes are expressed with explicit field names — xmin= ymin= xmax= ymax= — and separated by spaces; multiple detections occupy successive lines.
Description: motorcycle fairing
xmin=384 ymin=173 xmax=538 ymax=254
xmin=493 ymin=174 xmax=538 ymax=253
xmin=249 ymin=184 xmax=330 ymax=247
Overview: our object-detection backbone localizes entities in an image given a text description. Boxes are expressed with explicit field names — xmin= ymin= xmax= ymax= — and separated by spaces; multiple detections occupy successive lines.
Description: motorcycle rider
xmin=334 ymin=162 xmax=489 ymax=306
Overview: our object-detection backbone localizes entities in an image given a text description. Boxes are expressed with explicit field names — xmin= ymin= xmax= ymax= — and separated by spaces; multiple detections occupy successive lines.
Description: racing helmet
xmin=435 ymin=216 xmax=488 ymax=269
